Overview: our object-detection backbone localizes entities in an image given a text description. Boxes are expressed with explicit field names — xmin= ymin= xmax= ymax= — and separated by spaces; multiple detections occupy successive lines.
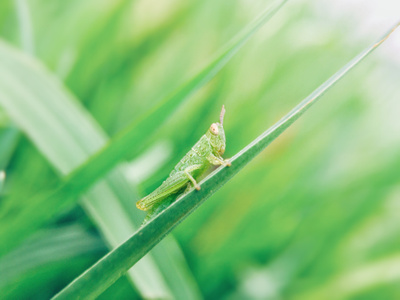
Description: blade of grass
xmin=0 ymin=0 xmax=288 ymax=253
xmin=52 ymin=21 xmax=400 ymax=300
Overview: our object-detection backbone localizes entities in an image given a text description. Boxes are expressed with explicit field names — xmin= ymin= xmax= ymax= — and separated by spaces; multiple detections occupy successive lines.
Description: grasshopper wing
xmin=136 ymin=172 xmax=189 ymax=211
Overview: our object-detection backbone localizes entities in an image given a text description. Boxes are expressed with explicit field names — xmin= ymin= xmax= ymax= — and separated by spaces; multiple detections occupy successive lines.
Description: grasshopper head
xmin=206 ymin=105 xmax=226 ymax=155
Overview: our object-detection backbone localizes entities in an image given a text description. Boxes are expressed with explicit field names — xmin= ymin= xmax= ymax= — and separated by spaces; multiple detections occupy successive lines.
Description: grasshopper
xmin=136 ymin=105 xmax=231 ymax=211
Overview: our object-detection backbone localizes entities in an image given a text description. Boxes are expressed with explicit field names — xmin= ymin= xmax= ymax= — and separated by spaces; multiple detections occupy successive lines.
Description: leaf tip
xmin=373 ymin=20 xmax=400 ymax=48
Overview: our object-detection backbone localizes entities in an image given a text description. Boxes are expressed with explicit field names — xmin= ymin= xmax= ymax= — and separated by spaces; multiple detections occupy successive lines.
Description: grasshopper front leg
xmin=207 ymin=153 xmax=231 ymax=167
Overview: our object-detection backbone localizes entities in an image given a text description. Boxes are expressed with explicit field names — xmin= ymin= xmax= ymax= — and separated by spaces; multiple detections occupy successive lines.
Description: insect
xmin=136 ymin=105 xmax=231 ymax=211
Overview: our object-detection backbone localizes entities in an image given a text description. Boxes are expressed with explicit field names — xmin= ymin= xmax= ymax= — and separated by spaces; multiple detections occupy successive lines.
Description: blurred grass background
xmin=0 ymin=0 xmax=399 ymax=299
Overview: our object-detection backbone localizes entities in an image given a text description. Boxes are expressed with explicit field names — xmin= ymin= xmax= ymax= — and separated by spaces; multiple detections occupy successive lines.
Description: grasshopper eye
xmin=210 ymin=123 xmax=219 ymax=135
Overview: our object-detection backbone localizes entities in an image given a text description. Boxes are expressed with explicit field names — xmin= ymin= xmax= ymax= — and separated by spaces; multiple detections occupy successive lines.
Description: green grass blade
xmin=52 ymin=22 xmax=399 ymax=300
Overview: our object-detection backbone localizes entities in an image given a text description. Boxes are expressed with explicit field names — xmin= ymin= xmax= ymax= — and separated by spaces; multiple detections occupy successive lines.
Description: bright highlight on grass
xmin=0 ymin=171 xmax=5 ymax=191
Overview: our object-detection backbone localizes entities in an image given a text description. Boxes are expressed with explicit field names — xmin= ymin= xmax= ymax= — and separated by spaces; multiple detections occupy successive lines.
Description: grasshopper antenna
xmin=220 ymin=105 xmax=226 ymax=125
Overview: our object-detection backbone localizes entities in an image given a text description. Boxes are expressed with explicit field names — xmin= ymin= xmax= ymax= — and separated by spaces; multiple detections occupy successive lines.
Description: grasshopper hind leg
xmin=136 ymin=164 xmax=203 ymax=212
xmin=136 ymin=171 xmax=189 ymax=211
xmin=142 ymin=181 xmax=196 ymax=225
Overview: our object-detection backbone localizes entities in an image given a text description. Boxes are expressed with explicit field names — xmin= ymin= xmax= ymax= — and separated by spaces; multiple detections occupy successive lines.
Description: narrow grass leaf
xmin=52 ymin=22 xmax=399 ymax=300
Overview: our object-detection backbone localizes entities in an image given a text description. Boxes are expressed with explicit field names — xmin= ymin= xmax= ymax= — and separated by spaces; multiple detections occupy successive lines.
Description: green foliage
xmin=52 ymin=26 xmax=397 ymax=299
xmin=0 ymin=0 xmax=399 ymax=299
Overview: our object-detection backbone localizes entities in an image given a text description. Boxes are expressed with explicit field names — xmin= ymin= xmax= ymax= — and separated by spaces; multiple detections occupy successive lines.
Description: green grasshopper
xmin=136 ymin=105 xmax=231 ymax=211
